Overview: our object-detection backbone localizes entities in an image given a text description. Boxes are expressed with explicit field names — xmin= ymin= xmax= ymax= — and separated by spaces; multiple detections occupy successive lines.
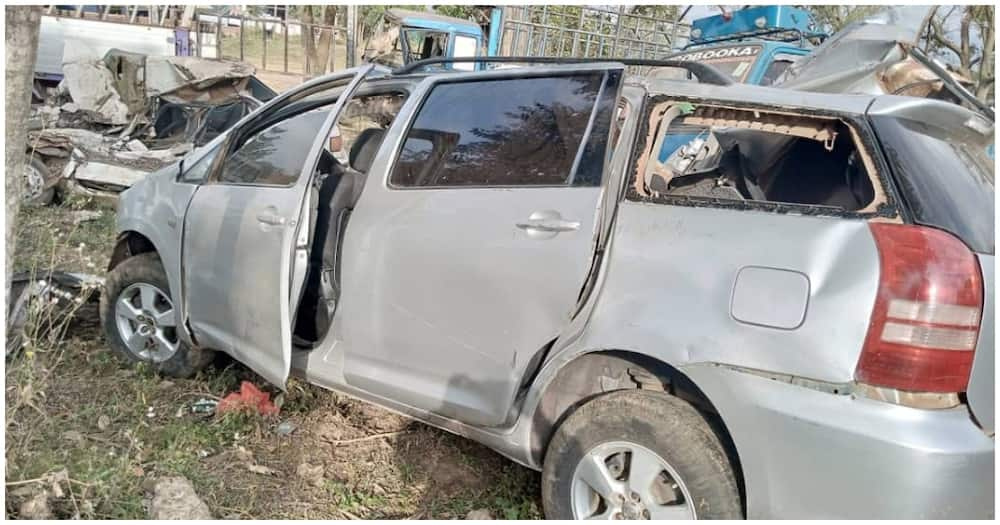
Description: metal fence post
xmin=284 ymin=22 xmax=289 ymax=73
xmin=216 ymin=19 xmax=222 ymax=59
xmin=239 ymin=17 xmax=244 ymax=62
xmin=346 ymin=6 xmax=357 ymax=67
xmin=262 ymin=20 xmax=267 ymax=70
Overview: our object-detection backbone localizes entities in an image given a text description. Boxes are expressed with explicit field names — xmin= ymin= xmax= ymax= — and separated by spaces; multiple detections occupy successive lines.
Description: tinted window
xmin=220 ymin=110 xmax=329 ymax=186
xmin=872 ymin=115 xmax=994 ymax=254
xmin=179 ymin=144 xmax=220 ymax=183
xmin=390 ymin=74 xmax=604 ymax=187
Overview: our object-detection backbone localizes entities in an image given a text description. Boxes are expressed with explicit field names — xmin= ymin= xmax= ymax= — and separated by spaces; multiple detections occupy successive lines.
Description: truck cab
xmin=361 ymin=9 xmax=485 ymax=70
xmin=668 ymin=6 xmax=826 ymax=86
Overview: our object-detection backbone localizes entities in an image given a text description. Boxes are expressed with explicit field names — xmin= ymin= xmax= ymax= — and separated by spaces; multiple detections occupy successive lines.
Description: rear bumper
xmin=684 ymin=364 xmax=995 ymax=519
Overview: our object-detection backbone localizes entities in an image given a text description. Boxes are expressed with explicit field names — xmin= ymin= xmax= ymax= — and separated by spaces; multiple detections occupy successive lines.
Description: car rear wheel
xmin=100 ymin=253 xmax=213 ymax=377
xmin=541 ymin=389 xmax=742 ymax=519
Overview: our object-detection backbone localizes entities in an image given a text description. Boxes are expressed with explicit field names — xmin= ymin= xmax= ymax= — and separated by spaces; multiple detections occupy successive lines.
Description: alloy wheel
xmin=114 ymin=282 xmax=179 ymax=363
xmin=570 ymin=440 xmax=695 ymax=520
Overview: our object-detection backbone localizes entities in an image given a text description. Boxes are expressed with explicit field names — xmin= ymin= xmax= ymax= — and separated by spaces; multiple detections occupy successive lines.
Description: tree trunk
xmin=301 ymin=7 xmax=320 ymax=76
xmin=314 ymin=7 xmax=338 ymax=74
xmin=5 ymin=6 xmax=42 ymax=311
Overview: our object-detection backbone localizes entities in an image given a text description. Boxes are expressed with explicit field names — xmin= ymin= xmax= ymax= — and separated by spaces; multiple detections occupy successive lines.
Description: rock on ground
xmin=19 ymin=491 xmax=54 ymax=520
xmin=465 ymin=508 xmax=494 ymax=520
xmin=148 ymin=477 xmax=213 ymax=520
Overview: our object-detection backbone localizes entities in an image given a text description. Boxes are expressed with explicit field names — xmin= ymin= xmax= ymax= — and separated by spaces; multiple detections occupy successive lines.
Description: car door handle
xmin=256 ymin=213 xmax=286 ymax=226
xmin=515 ymin=218 xmax=580 ymax=233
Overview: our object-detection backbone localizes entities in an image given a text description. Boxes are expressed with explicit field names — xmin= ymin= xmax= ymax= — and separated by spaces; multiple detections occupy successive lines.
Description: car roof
xmin=636 ymin=75 xmax=878 ymax=114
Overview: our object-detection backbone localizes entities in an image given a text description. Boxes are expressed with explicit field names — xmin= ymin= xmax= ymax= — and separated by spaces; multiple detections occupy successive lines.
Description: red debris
xmin=217 ymin=381 xmax=279 ymax=417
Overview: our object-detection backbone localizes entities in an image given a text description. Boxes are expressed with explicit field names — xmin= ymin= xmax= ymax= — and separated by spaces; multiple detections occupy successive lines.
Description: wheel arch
xmin=527 ymin=348 xmax=746 ymax=511
xmin=108 ymin=230 xmax=159 ymax=271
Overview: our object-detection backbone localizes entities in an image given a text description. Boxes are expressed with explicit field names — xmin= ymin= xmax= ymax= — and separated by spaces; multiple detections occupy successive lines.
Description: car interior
xmin=293 ymin=90 xmax=408 ymax=347
xmin=639 ymin=103 xmax=878 ymax=211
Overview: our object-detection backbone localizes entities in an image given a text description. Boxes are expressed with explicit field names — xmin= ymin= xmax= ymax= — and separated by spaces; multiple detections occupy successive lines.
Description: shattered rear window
xmin=630 ymin=100 xmax=885 ymax=214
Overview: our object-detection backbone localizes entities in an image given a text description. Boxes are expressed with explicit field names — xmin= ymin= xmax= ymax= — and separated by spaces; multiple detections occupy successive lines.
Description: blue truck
xmin=669 ymin=6 xmax=826 ymax=86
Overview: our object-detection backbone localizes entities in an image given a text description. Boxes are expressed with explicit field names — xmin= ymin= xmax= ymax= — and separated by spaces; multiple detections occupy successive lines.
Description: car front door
xmin=339 ymin=65 xmax=623 ymax=426
xmin=182 ymin=67 xmax=371 ymax=387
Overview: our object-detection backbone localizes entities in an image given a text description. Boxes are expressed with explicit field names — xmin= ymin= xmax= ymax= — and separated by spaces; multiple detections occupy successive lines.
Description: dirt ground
xmin=5 ymin=197 xmax=542 ymax=519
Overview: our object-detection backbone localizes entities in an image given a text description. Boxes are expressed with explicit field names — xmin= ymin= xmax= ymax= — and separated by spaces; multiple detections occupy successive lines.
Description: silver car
xmin=102 ymin=61 xmax=994 ymax=519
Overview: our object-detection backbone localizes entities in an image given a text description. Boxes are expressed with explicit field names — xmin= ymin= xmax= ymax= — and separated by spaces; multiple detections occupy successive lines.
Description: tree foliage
xmin=919 ymin=6 xmax=994 ymax=103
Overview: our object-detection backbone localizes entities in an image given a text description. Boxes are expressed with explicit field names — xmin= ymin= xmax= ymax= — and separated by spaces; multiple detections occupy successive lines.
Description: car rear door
xmin=182 ymin=67 xmax=371 ymax=387
xmin=338 ymin=65 xmax=624 ymax=426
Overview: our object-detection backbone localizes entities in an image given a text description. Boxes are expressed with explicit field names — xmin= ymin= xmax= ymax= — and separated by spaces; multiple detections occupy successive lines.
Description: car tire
xmin=23 ymin=156 xmax=54 ymax=205
xmin=541 ymin=389 xmax=742 ymax=520
xmin=100 ymin=253 xmax=213 ymax=378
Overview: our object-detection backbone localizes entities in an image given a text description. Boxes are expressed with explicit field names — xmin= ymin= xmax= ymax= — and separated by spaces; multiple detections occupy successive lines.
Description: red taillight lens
xmin=856 ymin=223 xmax=983 ymax=393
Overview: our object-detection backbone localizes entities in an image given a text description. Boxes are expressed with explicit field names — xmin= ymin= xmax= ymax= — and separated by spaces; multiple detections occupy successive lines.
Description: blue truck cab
xmin=657 ymin=6 xmax=827 ymax=162
xmin=672 ymin=6 xmax=826 ymax=85
xmin=363 ymin=9 xmax=485 ymax=70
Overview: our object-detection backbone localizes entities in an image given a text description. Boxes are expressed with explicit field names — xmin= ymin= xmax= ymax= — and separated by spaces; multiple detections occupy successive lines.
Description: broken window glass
xmin=635 ymin=102 xmax=880 ymax=212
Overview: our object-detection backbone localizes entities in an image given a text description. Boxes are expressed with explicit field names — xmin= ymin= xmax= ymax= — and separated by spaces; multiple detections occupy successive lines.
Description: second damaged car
xmin=102 ymin=58 xmax=994 ymax=519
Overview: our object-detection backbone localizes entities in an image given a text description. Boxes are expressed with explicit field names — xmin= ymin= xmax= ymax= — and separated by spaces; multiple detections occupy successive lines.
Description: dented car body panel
xmin=114 ymin=62 xmax=994 ymax=518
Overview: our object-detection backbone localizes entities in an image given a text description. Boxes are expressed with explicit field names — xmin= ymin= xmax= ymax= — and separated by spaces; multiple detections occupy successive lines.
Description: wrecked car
xmin=23 ymin=49 xmax=277 ymax=202
xmin=101 ymin=58 xmax=994 ymax=519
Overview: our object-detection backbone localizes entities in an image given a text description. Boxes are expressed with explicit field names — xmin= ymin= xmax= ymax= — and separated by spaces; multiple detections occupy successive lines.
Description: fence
xmin=497 ymin=6 xmax=690 ymax=60
xmin=198 ymin=10 xmax=357 ymax=77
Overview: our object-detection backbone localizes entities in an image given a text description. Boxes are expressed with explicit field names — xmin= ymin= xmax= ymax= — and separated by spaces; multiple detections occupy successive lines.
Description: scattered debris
xmin=146 ymin=406 xmax=156 ymax=419
xmin=275 ymin=420 xmax=297 ymax=436
xmin=190 ymin=398 xmax=219 ymax=416
xmin=6 ymin=270 xmax=103 ymax=357
xmin=217 ymin=381 xmax=279 ymax=417
xmin=147 ymin=476 xmax=213 ymax=520
xmin=74 ymin=161 xmax=151 ymax=190
xmin=60 ymin=60 xmax=131 ymax=125
xmin=97 ymin=414 xmax=111 ymax=431
xmin=23 ymin=49 xmax=279 ymax=204
xmin=465 ymin=509 xmax=494 ymax=520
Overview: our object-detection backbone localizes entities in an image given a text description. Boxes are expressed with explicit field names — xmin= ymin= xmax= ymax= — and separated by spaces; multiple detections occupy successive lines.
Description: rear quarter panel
xmin=572 ymin=201 xmax=880 ymax=382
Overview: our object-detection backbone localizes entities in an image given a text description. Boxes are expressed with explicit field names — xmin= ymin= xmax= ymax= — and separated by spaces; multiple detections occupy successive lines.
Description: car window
xmin=633 ymin=100 xmax=883 ymax=214
xmin=452 ymin=35 xmax=478 ymax=71
xmin=179 ymin=144 xmax=221 ymax=183
xmin=760 ymin=53 xmax=801 ymax=86
xmin=219 ymin=109 xmax=330 ymax=186
xmin=389 ymin=73 xmax=607 ymax=188
xmin=404 ymin=29 xmax=449 ymax=62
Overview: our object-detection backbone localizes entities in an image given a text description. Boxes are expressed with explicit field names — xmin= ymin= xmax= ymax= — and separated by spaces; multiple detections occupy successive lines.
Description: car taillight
xmin=855 ymin=223 xmax=983 ymax=393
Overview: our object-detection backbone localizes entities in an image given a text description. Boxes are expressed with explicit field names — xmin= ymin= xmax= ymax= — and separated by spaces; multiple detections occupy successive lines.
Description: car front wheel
xmin=541 ymin=389 xmax=742 ymax=519
xmin=100 ymin=253 xmax=213 ymax=377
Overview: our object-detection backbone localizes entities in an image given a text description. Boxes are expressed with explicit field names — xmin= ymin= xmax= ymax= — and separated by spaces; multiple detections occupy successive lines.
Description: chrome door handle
xmin=256 ymin=213 xmax=286 ymax=226
xmin=515 ymin=218 xmax=580 ymax=233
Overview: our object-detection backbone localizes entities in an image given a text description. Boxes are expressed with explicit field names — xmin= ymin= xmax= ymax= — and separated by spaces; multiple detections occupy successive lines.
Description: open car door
xmin=182 ymin=65 xmax=373 ymax=387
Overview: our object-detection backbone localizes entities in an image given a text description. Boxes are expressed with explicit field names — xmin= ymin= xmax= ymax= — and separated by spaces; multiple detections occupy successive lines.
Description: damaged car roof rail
xmin=391 ymin=56 xmax=734 ymax=86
